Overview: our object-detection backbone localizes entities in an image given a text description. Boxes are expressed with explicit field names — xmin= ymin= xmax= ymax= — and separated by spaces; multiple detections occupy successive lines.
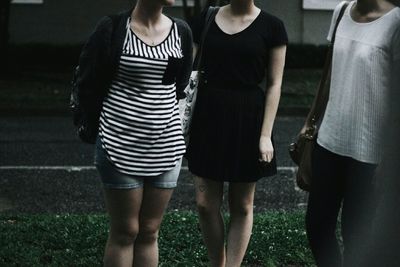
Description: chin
xmin=162 ymin=0 xmax=175 ymax=7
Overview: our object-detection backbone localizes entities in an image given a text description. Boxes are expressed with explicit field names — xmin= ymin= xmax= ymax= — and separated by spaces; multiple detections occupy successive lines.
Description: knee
xmin=305 ymin=208 xmax=315 ymax=231
xmin=229 ymin=200 xmax=253 ymax=218
xmin=305 ymin=208 xmax=338 ymax=242
xmin=305 ymin=210 xmax=319 ymax=240
xmin=137 ymin=223 xmax=159 ymax=244
xmin=196 ymin=198 xmax=221 ymax=217
xmin=110 ymin=224 xmax=139 ymax=246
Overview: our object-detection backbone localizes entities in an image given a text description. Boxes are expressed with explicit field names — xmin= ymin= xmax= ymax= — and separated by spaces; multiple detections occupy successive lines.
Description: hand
xmin=299 ymin=124 xmax=308 ymax=136
xmin=259 ymin=136 xmax=274 ymax=163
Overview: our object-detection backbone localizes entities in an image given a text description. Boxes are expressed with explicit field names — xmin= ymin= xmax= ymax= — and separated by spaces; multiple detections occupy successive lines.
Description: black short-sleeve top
xmin=191 ymin=8 xmax=288 ymax=89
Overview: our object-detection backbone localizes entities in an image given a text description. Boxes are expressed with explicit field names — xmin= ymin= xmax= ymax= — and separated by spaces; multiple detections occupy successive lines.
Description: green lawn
xmin=0 ymin=211 xmax=314 ymax=267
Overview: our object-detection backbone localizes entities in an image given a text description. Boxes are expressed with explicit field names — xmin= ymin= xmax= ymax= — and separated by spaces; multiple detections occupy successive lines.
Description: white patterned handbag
xmin=180 ymin=7 xmax=218 ymax=136
xmin=180 ymin=70 xmax=199 ymax=136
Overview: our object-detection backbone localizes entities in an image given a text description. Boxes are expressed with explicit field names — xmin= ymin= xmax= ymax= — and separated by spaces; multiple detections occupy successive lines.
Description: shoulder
xmin=258 ymin=10 xmax=287 ymax=35
xmin=190 ymin=6 xmax=218 ymax=30
xmin=390 ymin=8 xmax=400 ymax=41
xmin=388 ymin=6 xmax=400 ymax=34
xmin=94 ymin=10 xmax=130 ymax=32
xmin=257 ymin=10 xmax=287 ymax=33
xmin=259 ymin=10 xmax=285 ymax=25
xmin=172 ymin=17 xmax=193 ymax=44
xmin=172 ymin=17 xmax=192 ymax=33
xmin=170 ymin=17 xmax=193 ymax=53
xmin=335 ymin=1 xmax=352 ymax=12
xmin=331 ymin=1 xmax=351 ymax=21
xmin=326 ymin=1 xmax=351 ymax=41
xmin=392 ymin=6 xmax=400 ymax=20
xmin=94 ymin=16 xmax=113 ymax=32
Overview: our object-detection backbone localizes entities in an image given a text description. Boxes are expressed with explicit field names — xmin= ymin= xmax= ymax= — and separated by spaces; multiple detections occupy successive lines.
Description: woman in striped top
xmin=99 ymin=16 xmax=186 ymax=177
xmin=78 ymin=0 xmax=193 ymax=266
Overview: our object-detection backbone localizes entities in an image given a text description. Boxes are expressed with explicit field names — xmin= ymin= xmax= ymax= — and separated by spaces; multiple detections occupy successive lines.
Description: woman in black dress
xmin=186 ymin=0 xmax=287 ymax=266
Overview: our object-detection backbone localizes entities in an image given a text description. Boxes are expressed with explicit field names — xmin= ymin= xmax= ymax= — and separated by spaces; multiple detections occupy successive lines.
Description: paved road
xmin=0 ymin=116 xmax=308 ymax=214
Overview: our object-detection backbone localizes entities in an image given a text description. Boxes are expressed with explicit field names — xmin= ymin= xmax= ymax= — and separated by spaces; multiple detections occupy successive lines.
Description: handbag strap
xmin=194 ymin=6 xmax=219 ymax=70
xmin=308 ymin=2 xmax=349 ymax=128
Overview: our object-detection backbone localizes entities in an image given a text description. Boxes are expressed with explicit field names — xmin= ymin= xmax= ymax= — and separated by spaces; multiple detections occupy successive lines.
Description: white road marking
xmin=0 ymin=166 xmax=96 ymax=172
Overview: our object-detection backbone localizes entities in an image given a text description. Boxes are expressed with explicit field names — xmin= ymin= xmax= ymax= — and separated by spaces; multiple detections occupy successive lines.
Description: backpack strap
xmin=193 ymin=6 xmax=219 ymax=70
xmin=107 ymin=13 xmax=126 ymax=82
xmin=307 ymin=2 xmax=349 ymax=130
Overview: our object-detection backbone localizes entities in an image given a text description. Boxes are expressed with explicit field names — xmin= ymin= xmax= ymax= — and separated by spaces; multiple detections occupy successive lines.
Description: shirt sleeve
xmin=190 ymin=8 xmax=209 ymax=45
xmin=269 ymin=18 xmax=288 ymax=47
xmin=76 ymin=16 xmax=112 ymax=127
xmin=327 ymin=1 xmax=349 ymax=42
xmin=175 ymin=20 xmax=193 ymax=100
xmin=392 ymin=26 xmax=400 ymax=62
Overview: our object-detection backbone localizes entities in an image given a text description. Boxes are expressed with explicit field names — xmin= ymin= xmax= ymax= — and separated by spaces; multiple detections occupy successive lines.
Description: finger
xmin=262 ymin=153 xmax=268 ymax=162
xmin=267 ymin=152 xmax=274 ymax=162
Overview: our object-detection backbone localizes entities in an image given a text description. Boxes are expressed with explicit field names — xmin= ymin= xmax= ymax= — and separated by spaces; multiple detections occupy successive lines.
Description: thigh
xmin=341 ymin=160 xmax=377 ymax=239
xmin=307 ymin=143 xmax=346 ymax=225
xmin=228 ymin=182 xmax=256 ymax=213
xmin=95 ymin=137 xmax=144 ymax=189
xmin=146 ymin=158 xmax=182 ymax=189
xmin=138 ymin=185 xmax=175 ymax=232
xmin=311 ymin=143 xmax=346 ymax=193
xmin=194 ymin=176 xmax=224 ymax=207
xmin=342 ymin=160 xmax=376 ymax=212
xmin=341 ymin=161 xmax=377 ymax=266
xmin=103 ymin=188 xmax=144 ymax=232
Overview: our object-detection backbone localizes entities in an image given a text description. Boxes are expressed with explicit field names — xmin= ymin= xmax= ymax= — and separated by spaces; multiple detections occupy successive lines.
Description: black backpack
xmin=69 ymin=64 xmax=100 ymax=144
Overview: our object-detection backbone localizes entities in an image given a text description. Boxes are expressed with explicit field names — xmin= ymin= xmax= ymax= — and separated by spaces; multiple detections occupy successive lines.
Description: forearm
xmin=261 ymin=45 xmax=286 ymax=138
xmin=260 ymin=84 xmax=281 ymax=138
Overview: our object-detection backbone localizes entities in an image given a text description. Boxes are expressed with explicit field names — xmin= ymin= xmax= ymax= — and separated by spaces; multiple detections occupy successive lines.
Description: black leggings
xmin=306 ymin=143 xmax=377 ymax=267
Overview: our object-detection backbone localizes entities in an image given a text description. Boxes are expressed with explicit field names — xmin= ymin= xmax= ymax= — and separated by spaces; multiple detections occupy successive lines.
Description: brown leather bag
xmin=289 ymin=2 xmax=349 ymax=191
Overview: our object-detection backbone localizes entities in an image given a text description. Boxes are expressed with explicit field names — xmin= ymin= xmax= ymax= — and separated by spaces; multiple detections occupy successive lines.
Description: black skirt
xmin=186 ymin=83 xmax=277 ymax=182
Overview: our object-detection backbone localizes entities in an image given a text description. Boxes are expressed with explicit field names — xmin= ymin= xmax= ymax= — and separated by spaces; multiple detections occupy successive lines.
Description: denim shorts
xmin=94 ymin=137 xmax=182 ymax=189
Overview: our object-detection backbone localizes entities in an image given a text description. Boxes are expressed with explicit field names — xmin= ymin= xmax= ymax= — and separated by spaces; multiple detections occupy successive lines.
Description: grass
xmin=0 ymin=211 xmax=315 ymax=267
xmin=0 ymin=69 xmax=321 ymax=114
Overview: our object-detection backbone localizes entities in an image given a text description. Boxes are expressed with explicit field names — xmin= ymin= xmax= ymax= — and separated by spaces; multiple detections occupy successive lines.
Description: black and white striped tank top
xmin=98 ymin=17 xmax=186 ymax=177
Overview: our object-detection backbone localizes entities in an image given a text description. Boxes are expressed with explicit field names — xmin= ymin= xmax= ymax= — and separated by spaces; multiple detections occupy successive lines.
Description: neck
xmin=132 ymin=0 xmax=163 ymax=26
xmin=229 ymin=0 xmax=255 ymax=15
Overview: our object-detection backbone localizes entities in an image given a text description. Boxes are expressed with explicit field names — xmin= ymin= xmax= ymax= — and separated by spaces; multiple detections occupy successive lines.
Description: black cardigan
xmin=76 ymin=10 xmax=193 ymax=141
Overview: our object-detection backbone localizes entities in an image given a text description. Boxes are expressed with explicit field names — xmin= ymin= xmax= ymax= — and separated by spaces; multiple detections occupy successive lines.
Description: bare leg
xmin=226 ymin=182 xmax=256 ymax=267
xmin=103 ymin=188 xmax=143 ymax=267
xmin=133 ymin=184 xmax=174 ymax=267
xmin=194 ymin=176 xmax=225 ymax=267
